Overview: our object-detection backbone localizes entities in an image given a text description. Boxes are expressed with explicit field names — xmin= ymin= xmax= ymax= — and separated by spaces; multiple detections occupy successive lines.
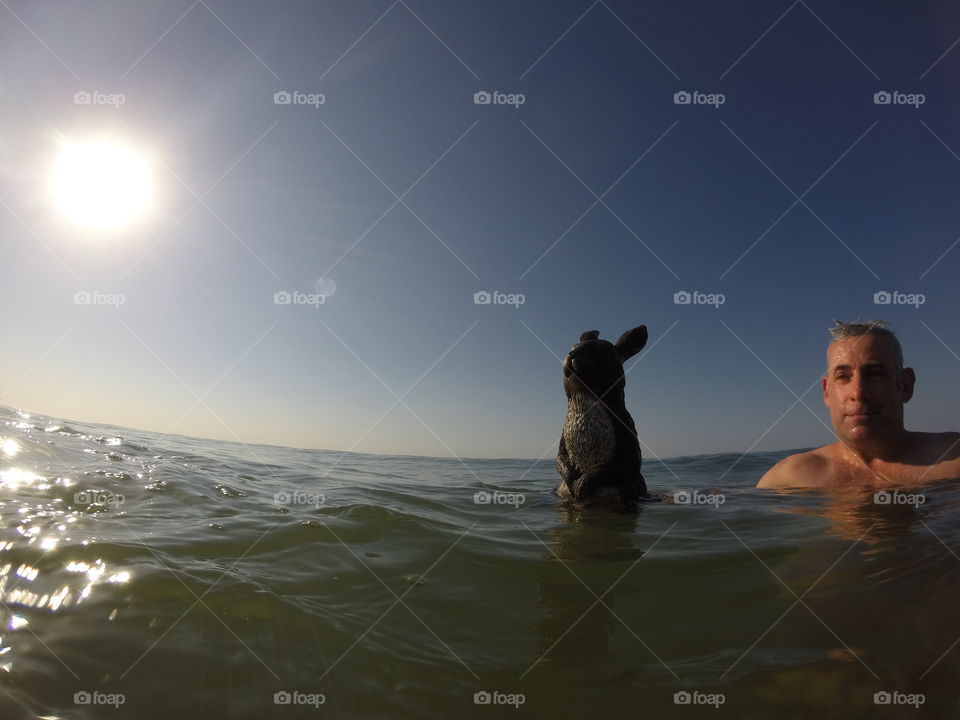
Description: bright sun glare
xmin=52 ymin=139 xmax=153 ymax=231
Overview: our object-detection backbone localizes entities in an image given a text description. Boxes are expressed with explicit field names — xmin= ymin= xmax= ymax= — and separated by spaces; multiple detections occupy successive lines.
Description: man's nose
xmin=847 ymin=371 xmax=870 ymax=400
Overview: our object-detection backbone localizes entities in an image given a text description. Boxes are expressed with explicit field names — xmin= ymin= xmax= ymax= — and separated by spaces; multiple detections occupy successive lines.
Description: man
xmin=758 ymin=321 xmax=960 ymax=488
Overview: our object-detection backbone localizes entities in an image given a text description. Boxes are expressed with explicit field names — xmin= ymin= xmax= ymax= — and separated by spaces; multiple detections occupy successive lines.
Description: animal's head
xmin=562 ymin=326 xmax=648 ymax=400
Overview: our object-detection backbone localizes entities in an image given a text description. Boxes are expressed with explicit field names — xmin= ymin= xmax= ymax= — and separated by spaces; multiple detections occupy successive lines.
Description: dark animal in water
xmin=556 ymin=326 xmax=648 ymax=505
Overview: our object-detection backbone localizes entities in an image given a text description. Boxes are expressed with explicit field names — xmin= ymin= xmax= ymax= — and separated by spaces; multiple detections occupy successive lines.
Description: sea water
xmin=0 ymin=404 xmax=958 ymax=719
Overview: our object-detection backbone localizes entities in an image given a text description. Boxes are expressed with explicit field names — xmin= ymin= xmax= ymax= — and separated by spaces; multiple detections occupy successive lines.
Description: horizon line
xmin=0 ymin=403 xmax=815 ymax=465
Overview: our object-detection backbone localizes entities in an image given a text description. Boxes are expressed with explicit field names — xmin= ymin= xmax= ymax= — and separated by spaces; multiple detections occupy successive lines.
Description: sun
xmin=51 ymin=138 xmax=154 ymax=231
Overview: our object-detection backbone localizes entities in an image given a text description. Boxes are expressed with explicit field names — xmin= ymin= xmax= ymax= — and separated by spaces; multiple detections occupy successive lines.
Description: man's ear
xmin=615 ymin=326 xmax=648 ymax=362
xmin=822 ymin=376 xmax=829 ymax=406
xmin=901 ymin=367 xmax=916 ymax=403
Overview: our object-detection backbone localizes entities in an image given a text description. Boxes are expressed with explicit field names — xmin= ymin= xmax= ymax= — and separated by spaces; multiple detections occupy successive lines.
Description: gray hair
xmin=828 ymin=320 xmax=904 ymax=373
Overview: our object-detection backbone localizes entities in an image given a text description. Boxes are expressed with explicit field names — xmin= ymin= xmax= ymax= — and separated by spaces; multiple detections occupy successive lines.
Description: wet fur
xmin=563 ymin=396 xmax=615 ymax=471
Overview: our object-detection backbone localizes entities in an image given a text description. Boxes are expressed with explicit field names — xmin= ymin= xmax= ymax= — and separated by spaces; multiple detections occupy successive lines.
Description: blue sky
xmin=1 ymin=0 xmax=959 ymax=460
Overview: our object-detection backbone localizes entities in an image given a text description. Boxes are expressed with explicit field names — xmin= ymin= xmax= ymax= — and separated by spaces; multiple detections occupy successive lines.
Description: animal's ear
xmin=578 ymin=330 xmax=600 ymax=343
xmin=615 ymin=326 xmax=648 ymax=361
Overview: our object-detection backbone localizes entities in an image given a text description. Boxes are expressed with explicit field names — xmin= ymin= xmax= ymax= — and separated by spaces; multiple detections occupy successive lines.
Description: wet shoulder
xmin=757 ymin=448 xmax=832 ymax=488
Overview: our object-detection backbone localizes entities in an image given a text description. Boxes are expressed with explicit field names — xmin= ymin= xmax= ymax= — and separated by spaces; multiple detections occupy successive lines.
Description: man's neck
xmin=841 ymin=430 xmax=913 ymax=465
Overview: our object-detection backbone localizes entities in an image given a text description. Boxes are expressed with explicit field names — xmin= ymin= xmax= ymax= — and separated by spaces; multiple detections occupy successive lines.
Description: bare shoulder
xmin=757 ymin=448 xmax=833 ymax=489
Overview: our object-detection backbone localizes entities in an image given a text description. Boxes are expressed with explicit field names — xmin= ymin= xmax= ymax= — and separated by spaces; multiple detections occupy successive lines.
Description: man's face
xmin=822 ymin=334 xmax=914 ymax=445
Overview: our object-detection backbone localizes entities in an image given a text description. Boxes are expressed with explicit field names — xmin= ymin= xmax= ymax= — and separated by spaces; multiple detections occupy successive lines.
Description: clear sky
xmin=1 ymin=0 xmax=959 ymax=460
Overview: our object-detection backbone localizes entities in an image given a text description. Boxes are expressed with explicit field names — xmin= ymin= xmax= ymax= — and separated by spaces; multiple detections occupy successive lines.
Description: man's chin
xmin=842 ymin=423 xmax=885 ymax=443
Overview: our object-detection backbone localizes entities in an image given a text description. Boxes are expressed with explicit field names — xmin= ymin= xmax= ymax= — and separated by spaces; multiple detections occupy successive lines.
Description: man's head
xmin=822 ymin=320 xmax=915 ymax=449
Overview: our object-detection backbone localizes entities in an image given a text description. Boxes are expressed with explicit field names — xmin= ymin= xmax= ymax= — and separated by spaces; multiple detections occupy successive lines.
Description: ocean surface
xmin=0 ymin=404 xmax=958 ymax=719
